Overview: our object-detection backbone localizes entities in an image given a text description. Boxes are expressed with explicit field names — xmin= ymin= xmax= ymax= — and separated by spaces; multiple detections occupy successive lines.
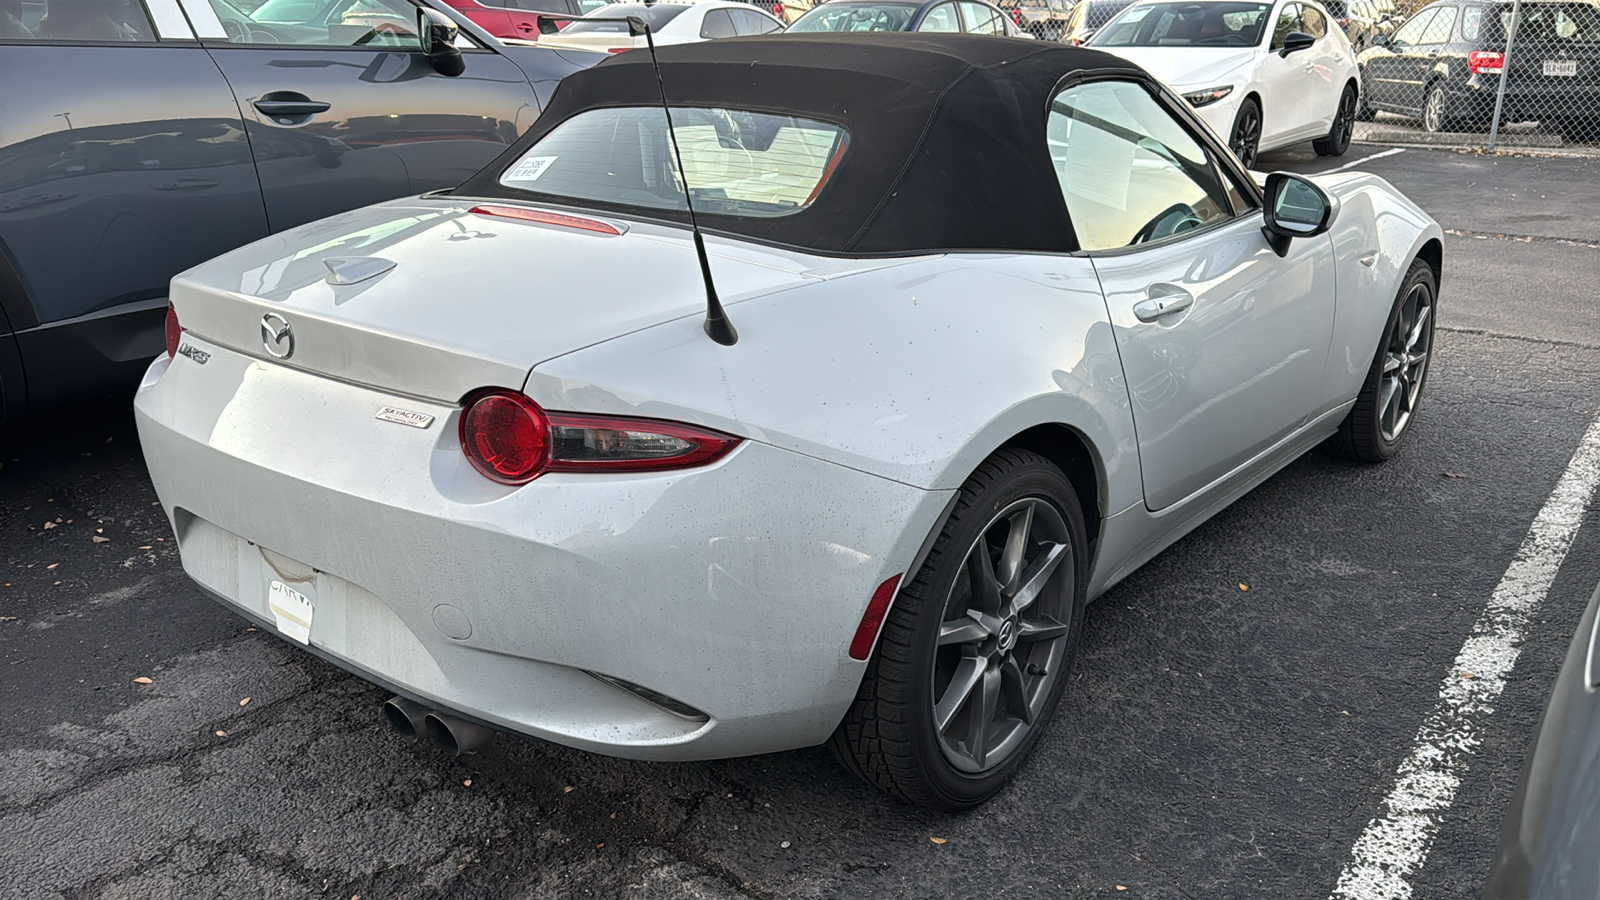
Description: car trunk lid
xmin=169 ymin=197 xmax=827 ymax=404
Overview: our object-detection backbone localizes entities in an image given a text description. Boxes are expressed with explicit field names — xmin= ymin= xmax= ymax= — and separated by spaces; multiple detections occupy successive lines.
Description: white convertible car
xmin=1089 ymin=0 xmax=1361 ymax=167
xmin=136 ymin=33 xmax=1440 ymax=809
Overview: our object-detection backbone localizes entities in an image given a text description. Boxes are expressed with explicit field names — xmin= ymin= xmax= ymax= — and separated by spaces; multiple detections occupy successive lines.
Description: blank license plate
xmin=1543 ymin=60 xmax=1578 ymax=76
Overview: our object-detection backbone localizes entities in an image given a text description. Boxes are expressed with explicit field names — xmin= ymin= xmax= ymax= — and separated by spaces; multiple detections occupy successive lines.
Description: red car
xmin=440 ymin=0 xmax=611 ymax=42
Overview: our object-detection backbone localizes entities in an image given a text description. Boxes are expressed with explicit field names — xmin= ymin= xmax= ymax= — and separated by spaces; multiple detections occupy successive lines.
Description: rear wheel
xmin=1421 ymin=83 xmax=1451 ymax=133
xmin=828 ymin=449 xmax=1087 ymax=810
xmin=1230 ymin=97 xmax=1262 ymax=169
xmin=1327 ymin=257 xmax=1437 ymax=462
xmin=1313 ymin=84 xmax=1359 ymax=156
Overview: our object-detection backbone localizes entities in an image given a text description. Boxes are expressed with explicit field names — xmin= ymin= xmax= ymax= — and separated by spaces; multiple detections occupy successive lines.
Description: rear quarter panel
xmin=524 ymin=251 xmax=1142 ymax=510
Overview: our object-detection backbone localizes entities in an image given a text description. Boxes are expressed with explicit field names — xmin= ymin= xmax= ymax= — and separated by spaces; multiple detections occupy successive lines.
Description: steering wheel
xmin=222 ymin=18 xmax=279 ymax=42
xmin=1132 ymin=203 xmax=1205 ymax=244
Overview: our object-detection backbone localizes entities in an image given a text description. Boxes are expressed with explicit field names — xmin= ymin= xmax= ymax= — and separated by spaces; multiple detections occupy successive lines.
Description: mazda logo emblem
xmin=261 ymin=312 xmax=294 ymax=360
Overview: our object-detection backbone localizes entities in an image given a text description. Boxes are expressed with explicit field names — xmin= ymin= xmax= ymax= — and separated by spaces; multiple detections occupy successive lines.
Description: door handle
xmin=1133 ymin=288 xmax=1194 ymax=322
xmin=253 ymin=96 xmax=331 ymax=118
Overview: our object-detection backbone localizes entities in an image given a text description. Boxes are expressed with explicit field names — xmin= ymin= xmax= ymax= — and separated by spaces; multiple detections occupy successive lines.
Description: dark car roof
xmin=456 ymin=33 xmax=1145 ymax=255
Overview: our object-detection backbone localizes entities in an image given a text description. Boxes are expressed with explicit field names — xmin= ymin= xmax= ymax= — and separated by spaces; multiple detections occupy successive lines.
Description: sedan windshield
xmin=788 ymin=2 xmax=919 ymax=31
xmin=1091 ymin=1 xmax=1273 ymax=46
xmin=498 ymin=107 xmax=849 ymax=219
xmin=561 ymin=3 xmax=690 ymax=32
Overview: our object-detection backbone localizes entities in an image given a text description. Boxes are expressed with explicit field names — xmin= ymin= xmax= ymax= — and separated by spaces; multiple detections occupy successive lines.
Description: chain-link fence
xmin=1348 ymin=0 xmax=1600 ymax=154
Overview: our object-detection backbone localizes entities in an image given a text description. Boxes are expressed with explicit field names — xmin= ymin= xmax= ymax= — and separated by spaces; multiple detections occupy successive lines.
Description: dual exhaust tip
xmin=383 ymin=696 xmax=494 ymax=756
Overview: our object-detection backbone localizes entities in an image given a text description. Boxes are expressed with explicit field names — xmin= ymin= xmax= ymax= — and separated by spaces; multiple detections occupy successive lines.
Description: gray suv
xmin=0 ymin=0 xmax=597 ymax=419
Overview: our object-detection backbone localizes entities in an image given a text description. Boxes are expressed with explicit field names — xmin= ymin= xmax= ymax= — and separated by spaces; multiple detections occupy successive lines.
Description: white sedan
xmin=535 ymin=0 xmax=785 ymax=52
xmin=136 ymin=34 xmax=1440 ymax=809
xmin=1089 ymin=0 xmax=1361 ymax=166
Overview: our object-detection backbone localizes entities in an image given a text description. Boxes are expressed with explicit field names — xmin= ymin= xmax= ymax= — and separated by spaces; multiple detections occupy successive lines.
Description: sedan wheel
xmin=1422 ymin=84 xmax=1447 ymax=133
xmin=1230 ymin=98 xmax=1262 ymax=169
xmin=1327 ymin=257 xmax=1437 ymax=461
xmin=1313 ymin=84 xmax=1358 ymax=157
xmin=829 ymin=449 xmax=1087 ymax=810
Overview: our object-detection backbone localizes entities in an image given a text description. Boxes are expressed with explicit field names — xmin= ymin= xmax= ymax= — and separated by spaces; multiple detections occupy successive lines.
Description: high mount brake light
xmin=459 ymin=390 xmax=740 ymax=485
xmin=468 ymin=205 xmax=622 ymax=235
xmin=165 ymin=303 xmax=183 ymax=358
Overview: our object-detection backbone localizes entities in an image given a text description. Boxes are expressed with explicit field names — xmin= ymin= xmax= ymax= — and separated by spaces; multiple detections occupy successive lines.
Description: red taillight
xmin=459 ymin=390 xmax=741 ymax=485
xmin=460 ymin=391 xmax=549 ymax=484
xmin=607 ymin=46 xmax=631 ymax=53
xmin=1469 ymin=51 xmax=1504 ymax=74
xmin=164 ymin=303 xmax=183 ymax=358
xmin=469 ymin=205 xmax=622 ymax=235
xmin=849 ymin=575 xmax=904 ymax=661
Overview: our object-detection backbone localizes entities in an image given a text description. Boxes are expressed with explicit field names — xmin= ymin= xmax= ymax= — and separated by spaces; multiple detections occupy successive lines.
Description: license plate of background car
xmin=268 ymin=579 xmax=314 ymax=645
xmin=1543 ymin=60 xmax=1578 ymax=76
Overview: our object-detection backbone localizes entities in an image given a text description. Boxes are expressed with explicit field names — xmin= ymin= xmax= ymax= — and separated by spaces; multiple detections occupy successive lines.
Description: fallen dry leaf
xmin=1116 ymin=887 xmax=1128 ymax=892
xmin=42 ymin=522 xmax=57 ymax=530
xmin=92 ymin=536 xmax=110 ymax=544
xmin=563 ymin=785 xmax=576 ymax=793
xmin=239 ymin=697 xmax=251 ymax=706
xmin=462 ymin=779 xmax=472 ymax=787
xmin=1461 ymin=672 xmax=1476 ymax=680
xmin=929 ymin=836 xmax=947 ymax=845
xmin=133 ymin=676 xmax=153 ymax=684
xmin=139 ymin=545 xmax=153 ymax=550
xmin=1443 ymin=472 xmax=1467 ymax=479
xmin=46 ymin=563 xmax=58 ymax=569
xmin=215 ymin=730 xmax=228 ymax=737
xmin=596 ymin=842 xmax=605 ymax=849
xmin=1238 ymin=583 xmax=1250 ymax=591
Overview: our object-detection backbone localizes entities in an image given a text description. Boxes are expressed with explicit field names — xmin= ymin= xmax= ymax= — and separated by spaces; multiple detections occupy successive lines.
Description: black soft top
xmin=455 ymin=33 xmax=1146 ymax=255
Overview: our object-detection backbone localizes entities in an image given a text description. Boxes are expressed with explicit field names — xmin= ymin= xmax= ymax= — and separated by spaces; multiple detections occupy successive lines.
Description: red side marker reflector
xmin=469 ymin=205 xmax=621 ymax=235
xmin=849 ymin=574 xmax=904 ymax=661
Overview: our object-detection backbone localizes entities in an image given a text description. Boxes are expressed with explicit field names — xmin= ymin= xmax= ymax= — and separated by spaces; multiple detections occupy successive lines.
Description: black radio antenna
xmin=628 ymin=16 xmax=738 ymax=346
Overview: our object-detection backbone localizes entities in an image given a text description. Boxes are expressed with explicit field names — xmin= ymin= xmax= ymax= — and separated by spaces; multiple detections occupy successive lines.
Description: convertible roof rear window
xmin=497 ymin=107 xmax=848 ymax=219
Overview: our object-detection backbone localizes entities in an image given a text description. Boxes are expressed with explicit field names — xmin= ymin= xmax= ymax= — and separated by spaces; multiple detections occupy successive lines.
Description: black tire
xmin=1421 ymin=82 xmax=1452 ymax=133
xmin=1229 ymin=97 xmax=1262 ymax=169
xmin=828 ymin=448 xmax=1088 ymax=810
xmin=1313 ymin=84 xmax=1358 ymax=156
xmin=1327 ymin=257 xmax=1437 ymax=462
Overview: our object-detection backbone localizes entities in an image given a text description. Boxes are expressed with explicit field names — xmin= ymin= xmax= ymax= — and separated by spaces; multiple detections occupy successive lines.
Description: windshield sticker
xmin=506 ymin=156 xmax=558 ymax=182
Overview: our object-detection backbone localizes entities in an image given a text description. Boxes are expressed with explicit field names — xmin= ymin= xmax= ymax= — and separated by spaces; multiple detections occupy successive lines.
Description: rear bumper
xmin=134 ymin=339 xmax=949 ymax=760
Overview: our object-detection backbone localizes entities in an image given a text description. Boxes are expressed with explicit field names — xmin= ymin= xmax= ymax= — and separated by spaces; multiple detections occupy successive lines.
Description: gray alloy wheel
xmin=1230 ymin=98 xmax=1262 ymax=169
xmin=828 ymin=448 xmax=1087 ymax=810
xmin=932 ymin=496 xmax=1074 ymax=774
xmin=1327 ymin=257 xmax=1437 ymax=462
xmin=1377 ymin=275 xmax=1434 ymax=443
xmin=1422 ymin=83 xmax=1447 ymax=133
xmin=1314 ymin=84 xmax=1358 ymax=156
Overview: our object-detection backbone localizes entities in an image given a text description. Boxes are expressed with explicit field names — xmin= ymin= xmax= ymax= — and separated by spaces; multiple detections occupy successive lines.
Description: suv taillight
xmin=458 ymin=390 xmax=740 ymax=485
xmin=164 ymin=303 xmax=183 ymax=358
xmin=1469 ymin=51 xmax=1504 ymax=74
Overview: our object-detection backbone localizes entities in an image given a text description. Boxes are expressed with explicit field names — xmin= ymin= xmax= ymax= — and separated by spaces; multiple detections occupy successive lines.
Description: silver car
xmin=136 ymin=34 xmax=1443 ymax=808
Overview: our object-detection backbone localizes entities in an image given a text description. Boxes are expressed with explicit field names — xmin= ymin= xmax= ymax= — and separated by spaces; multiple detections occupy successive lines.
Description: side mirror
xmin=536 ymin=14 xmax=561 ymax=35
xmin=1370 ymin=31 xmax=1389 ymax=46
xmin=419 ymin=8 xmax=465 ymax=77
xmin=1261 ymin=172 xmax=1333 ymax=256
xmin=1279 ymin=30 xmax=1315 ymax=55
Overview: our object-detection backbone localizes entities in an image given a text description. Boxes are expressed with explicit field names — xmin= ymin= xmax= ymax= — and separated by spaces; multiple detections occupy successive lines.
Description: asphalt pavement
xmin=3 ymin=144 xmax=1598 ymax=899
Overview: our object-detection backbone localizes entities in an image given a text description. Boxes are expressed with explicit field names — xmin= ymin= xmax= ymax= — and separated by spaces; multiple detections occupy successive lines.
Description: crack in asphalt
xmin=1442 ymin=228 xmax=1600 ymax=249
xmin=1437 ymin=325 xmax=1600 ymax=352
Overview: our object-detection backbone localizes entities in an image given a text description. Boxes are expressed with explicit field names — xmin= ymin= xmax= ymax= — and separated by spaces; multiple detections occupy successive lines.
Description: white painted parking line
xmin=1329 ymin=414 xmax=1600 ymax=900
xmin=1328 ymin=148 xmax=1407 ymax=172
